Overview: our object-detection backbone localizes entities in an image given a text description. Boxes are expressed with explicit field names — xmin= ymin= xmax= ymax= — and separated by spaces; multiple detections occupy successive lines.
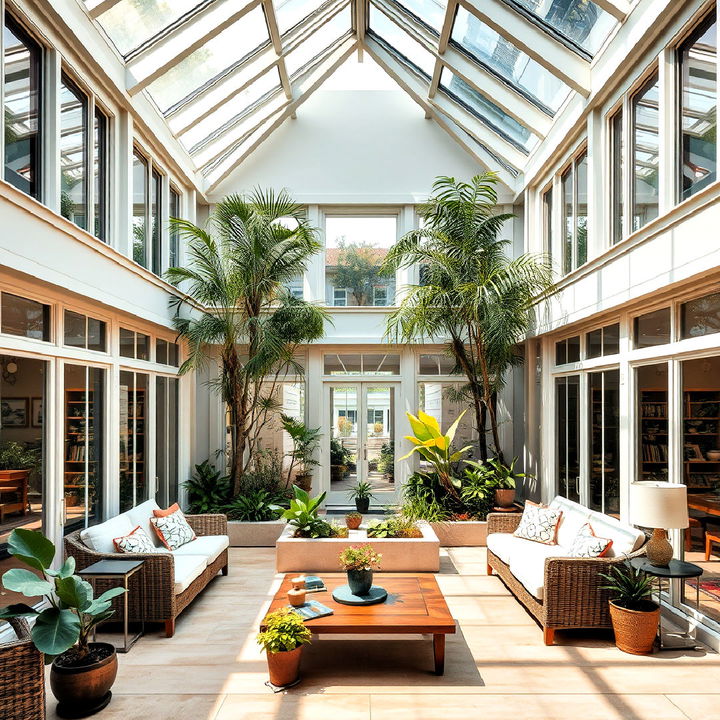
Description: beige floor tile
xmin=215 ymin=693 xmax=371 ymax=720
xmin=47 ymin=694 xmax=224 ymax=720
xmin=665 ymin=694 xmax=720 ymax=719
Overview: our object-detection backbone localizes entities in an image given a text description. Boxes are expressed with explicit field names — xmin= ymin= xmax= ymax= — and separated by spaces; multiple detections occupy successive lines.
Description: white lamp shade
xmin=629 ymin=481 xmax=689 ymax=529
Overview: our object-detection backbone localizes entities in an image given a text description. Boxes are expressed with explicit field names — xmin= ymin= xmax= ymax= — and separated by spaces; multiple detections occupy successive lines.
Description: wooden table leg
xmin=433 ymin=634 xmax=445 ymax=675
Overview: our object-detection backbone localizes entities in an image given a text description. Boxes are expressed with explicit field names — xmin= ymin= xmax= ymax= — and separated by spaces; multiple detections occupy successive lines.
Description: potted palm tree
xmin=600 ymin=561 xmax=660 ymax=655
xmin=0 ymin=528 xmax=127 ymax=717
xmin=347 ymin=480 xmax=375 ymax=513
xmin=281 ymin=415 xmax=321 ymax=492
xmin=257 ymin=608 xmax=312 ymax=687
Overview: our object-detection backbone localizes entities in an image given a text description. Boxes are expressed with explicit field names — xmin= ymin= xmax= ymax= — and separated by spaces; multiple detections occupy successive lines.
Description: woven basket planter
xmin=609 ymin=600 xmax=660 ymax=655
xmin=0 ymin=618 xmax=45 ymax=720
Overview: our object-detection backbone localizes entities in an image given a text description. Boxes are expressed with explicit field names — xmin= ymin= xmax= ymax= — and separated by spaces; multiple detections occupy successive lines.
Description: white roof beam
xmin=457 ymin=0 xmax=590 ymax=96
xmin=85 ymin=0 xmax=123 ymax=20
xmin=354 ymin=0 xmax=368 ymax=60
xmin=592 ymin=0 xmax=631 ymax=21
xmin=428 ymin=0 xmax=456 ymax=103
xmin=263 ymin=0 xmax=296 ymax=117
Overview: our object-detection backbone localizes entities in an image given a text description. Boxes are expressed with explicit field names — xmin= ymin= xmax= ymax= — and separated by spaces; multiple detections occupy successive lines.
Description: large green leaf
xmin=417 ymin=410 xmax=441 ymax=438
xmin=84 ymin=586 xmax=126 ymax=616
xmin=31 ymin=608 xmax=80 ymax=656
xmin=0 ymin=603 xmax=40 ymax=619
xmin=45 ymin=556 xmax=76 ymax=579
xmin=8 ymin=528 xmax=55 ymax=573
xmin=54 ymin=575 xmax=93 ymax=611
xmin=445 ymin=410 xmax=466 ymax=445
xmin=406 ymin=412 xmax=433 ymax=441
xmin=2 ymin=568 xmax=53 ymax=598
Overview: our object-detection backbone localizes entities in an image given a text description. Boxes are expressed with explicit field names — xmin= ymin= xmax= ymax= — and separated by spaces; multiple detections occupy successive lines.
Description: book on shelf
xmin=288 ymin=600 xmax=334 ymax=620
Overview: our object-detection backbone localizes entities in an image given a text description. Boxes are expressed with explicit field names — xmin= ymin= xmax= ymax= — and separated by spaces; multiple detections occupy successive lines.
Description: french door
xmin=326 ymin=383 xmax=398 ymax=507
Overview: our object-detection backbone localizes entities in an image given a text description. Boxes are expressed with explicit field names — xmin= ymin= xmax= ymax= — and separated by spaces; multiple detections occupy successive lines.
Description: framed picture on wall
xmin=31 ymin=397 xmax=43 ymax=427
xmin=1 ymin=397 xmax=28 ymax=428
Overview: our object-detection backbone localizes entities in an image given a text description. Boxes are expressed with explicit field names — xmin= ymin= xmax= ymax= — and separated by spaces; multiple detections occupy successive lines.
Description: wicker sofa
xmin=0 ymin=618 xmax=45 ymax=719
xmin=65 ymin=500 xmax=229 ymax=637
xmin=486 ymin=496 xmax=647 ymax=645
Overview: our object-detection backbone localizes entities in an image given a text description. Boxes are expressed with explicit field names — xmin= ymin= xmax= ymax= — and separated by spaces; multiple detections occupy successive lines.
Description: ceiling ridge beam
xmin=429 ymin=0 xmax=456 ymax=103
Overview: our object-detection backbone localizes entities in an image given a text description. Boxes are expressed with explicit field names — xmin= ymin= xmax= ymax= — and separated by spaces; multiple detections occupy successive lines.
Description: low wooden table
xmin=266 ymin=573 xmax=456 ymax=674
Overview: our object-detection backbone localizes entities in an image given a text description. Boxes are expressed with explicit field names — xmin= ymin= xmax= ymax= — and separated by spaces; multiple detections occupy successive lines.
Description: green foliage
xmin=338 ymin=544 xmax=382 ymax=571
xmin=345 ymin=511 xmax=362 ymax=521
xmin=330 ymin=437 xmax=352 ymax=466
xmin=0 ymin=441 xmax=40 ymax=471
xmin=0 ymin=529 xmax=126 ymax=662
xmin=482 ymin=456 xmax=526 ymax=490
xmin=600 ymin=561 xmax=656 ymax=611
xmin=257 ymin=608 xmax=312 ymax=654
xmin=333 ymin=240 xmax=381 ymax=305
xmin=222 ymin=489 xmax=285 ymax=522
xmin=367 ymin=516 xmax=422 ymax=538
xmin=273 ymin=486 xmax=331 ymax=538
xmin=281 ymin=414 xmax=321 ymax=483
xmin=460 ymin=461 xmax=495 ymax=519
xmin=184 ymin=460 xmax=232 ymax=514
xmin=376 ymin=441 xmax=394 ymax=478
xmin=347 ymin=480 xmax=375 ymax=501
xmin=400 ymin=494 xmax=451 ymax=522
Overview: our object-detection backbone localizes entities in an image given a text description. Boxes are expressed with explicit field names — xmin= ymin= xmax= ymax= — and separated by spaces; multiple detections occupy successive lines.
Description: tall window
xmin=119 ymin=371 xmax=148 ymax=512
xmin=678 ymin=13 xmax=717 ymax=201
xmin=156 ymin=377 xmax=179 ymax=508
xmin=169 ymin=186 xmax=180 ymax=268
xmin=151 ymin=169 xmax=161 ymax=274
xmin=60 ymin=74 xmax=88 ymax=231
xmin=561 ymin=151 xmax=588 ymax=274
xmin=556 ymin=375 xmax=580 ymax=502
xmin=4 ymin=15 xmax=42 ymax=199
xmin=610 ymin=108 xmax=624 ymax=244
xmin=632 ymin=72 xmax=660 ymax=230
xmin=132 ymin=150 xmax=148 ymax=267
xmin=94 ymin=108 xmax=108 ymax=241
xmin=132 ymin=149 xmax=163 ymax=273
xmin=542 ymin=186 xmax=553 ymax=262
xmin=637 ymin=363 xmax=668 ymax=482
xmin=589 ymin=369 xmax=620 ymax=515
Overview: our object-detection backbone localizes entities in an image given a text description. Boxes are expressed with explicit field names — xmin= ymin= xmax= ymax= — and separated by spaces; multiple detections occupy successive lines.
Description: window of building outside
xmin=1 ymin=292 xmax=50 ymax=341
xmin=561 ymin=151 xmax=588 ymax=274
xmin=542 ymin=185 xmax=553 ymax=263
xmin=59 ymin=74 xmax=88 ymax=231
xmin=632 ymin=72 xmax=660 ymax=231
xmin=169 ymin=186 xmax=180 ymax=268
xmin=610 ymin=108 xmax=624 ymax=244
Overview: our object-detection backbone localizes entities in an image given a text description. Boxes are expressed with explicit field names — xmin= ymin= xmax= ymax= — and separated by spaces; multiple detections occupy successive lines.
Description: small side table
xmin=79 ymin=559 xmax=145 ymax=653
xmin=630 ymin=557 xmax=703 ymax=651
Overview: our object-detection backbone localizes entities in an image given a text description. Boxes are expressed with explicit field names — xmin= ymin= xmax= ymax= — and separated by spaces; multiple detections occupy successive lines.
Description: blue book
xmin=303 ymin=575 xmax=326 ymax=592
xmin=288 ymin=600 xmax=334 ymax=620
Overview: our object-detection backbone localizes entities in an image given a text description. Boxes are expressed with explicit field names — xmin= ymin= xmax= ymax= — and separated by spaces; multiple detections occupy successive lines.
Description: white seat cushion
xmin=585 ymin=511 xmax=645 ymax=558
xmin=81 ymin=513 xmax=134 ymax=554
xmin=173 ymin=555 xmax=208 ymax=594
xmin=172 ymin=535 xmax=229 ymax=565
xmin=508 ymin=540 xmax=570 ymax=600
xmin=127 ymin=499 xmax=163 ymax=548
xmin=549 ymin=496 xmax=592 ymax=547
xmin=487 ymin=532 xmax=533 ymax=564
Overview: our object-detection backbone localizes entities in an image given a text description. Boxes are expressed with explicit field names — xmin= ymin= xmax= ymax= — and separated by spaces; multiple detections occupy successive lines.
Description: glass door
xmin=327 ymin=384 xmax=397 ymax=507
xmin=556 ymin=375 xmax=580 ymax=503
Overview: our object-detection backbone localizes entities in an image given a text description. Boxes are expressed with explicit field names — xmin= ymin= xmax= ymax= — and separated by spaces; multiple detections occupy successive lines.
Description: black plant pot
xmin=347 ymin=568 xmax=373 ymax=595
xmin=355 ymin=497 xmax=370 ymax=514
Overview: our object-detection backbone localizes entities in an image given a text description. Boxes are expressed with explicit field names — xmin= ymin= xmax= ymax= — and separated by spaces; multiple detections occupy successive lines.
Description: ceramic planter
xmin=347 ymin=568 xmax=373 ymax=595
xmin=495 ymin=488 xmax=516 ymax=508
xmin=346 ymin=514 xmax=362 ymax=530
xmin=355 ymin=497 xmax=370 ymax=513
xmin=50 ymin=642 xmax=118 ymax=718
xmin=608 ymin=600 xmax=660 ymax=655
xmin=266 ymin=646 xmax=303 ymax=687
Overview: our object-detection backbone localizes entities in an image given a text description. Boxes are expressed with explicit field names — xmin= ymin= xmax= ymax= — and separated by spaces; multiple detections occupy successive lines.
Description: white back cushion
xmin=586 ymin=510 xmax=646 ymax=558
xmin=80 ymin=513 xmax=134 ymax=554
xmin=127 ymin=499 xmax=162 ymax=547
xmin=549 ymin=496 xmax=591 ymax=548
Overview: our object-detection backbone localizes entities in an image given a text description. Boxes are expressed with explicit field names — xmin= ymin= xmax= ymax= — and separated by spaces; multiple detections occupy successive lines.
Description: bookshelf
xmin=64 ymin=388 xmax=96 ymax=510
xmin=639 ymin=389 xmax=668 ymax=478
xmin=119 ymin=386 xmax=146 ymax=509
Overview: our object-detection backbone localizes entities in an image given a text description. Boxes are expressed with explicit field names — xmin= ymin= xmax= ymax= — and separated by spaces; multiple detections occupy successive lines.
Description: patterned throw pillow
xmin=113 ymin=525 xmax=159 ymax=554
xmin=513 ymin=502 xmax=563 ymax=545
xmin=569 ymin=523 xmax=613 ymax=558
xmin=151 ymin=508 xmax=196 ymax=550
xmin=153 ymin=502 xmax=180 ymax=518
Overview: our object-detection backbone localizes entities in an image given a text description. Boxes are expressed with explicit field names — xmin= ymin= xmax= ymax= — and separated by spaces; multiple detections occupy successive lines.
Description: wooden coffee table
xmin=266 ymin=573 xmax=456 ymax=674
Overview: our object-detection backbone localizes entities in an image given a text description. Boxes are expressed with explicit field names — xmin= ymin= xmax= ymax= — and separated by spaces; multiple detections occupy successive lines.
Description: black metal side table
xmin=79 ymin=559 xmax=145 ymax=653
xmin=630 ymin=557 xmax=703 ymax=651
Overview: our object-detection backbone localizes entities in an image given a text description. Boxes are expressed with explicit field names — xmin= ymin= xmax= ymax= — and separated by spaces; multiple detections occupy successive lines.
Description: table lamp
xmin=629 ymin=481 xmax=689 ymax=567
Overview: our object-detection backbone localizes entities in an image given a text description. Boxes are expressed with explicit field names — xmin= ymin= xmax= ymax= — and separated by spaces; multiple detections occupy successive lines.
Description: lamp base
xmin=646 ymin=528 xmax=673 ymax=567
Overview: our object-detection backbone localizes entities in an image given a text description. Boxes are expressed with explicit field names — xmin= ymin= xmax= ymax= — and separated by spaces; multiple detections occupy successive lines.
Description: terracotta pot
xmin=50 ymin=642 xmax=118 ymax=718
xmin=346 ymin=514 xmax=362 ymax=530
xmin=347 ymin=568 xmax=373 ymax=595
xmin=495 ymin=488 xmax=516 ymax=508
xmin=266 ymin=646 xmax=303 ymax=687
xmin=609 ymin=601 xmax=660 ymax=655
xmin=355 ymin=497 xmax=370 ymax=514
xmin=294 ymin=473 xmax=312 ymax=492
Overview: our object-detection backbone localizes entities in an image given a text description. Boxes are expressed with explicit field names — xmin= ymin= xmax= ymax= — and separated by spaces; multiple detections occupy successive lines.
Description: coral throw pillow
xmin=513 ymin=502 xmax=562 ymax=545
xmin=153 ymin=503 xmax=180 ymax=518
xmin=113 ymin=525 xmax=159 ymax=554
xmin=569 ymin=523 xmax=613 ymax=558
xmin=151 ymin=508 xmax=196 ymax=550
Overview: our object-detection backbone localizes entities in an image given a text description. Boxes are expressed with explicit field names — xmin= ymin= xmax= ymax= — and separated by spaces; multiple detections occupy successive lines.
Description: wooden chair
xmin=705 ymin=527 xmax=720 ymax=561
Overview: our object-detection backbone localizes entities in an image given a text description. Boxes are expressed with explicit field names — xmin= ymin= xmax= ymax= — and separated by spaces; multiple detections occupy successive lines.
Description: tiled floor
xmin=46 ymin=547 xmax=720 ymax=720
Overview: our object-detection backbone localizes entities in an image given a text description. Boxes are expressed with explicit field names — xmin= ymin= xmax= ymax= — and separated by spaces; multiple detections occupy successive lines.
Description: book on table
xmin=303 ymin=575 xmax=326 ymax=592
xmin=288 ymin=600 xmax=334 ymax=620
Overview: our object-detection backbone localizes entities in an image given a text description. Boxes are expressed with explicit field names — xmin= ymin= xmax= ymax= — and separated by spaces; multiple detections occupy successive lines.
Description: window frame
xmin=131 ymin=144 xmax=166 ymax=275
xmin=559 ymin=146 xmax=588 ymax=275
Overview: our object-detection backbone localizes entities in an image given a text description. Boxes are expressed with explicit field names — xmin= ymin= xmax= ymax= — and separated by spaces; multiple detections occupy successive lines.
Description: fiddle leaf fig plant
xmin=0 ymin=529 xmax=126 ymax=662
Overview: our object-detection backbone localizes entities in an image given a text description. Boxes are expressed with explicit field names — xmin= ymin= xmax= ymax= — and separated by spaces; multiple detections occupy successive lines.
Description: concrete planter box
xmin=275 ymin=521 xmax=440 ymax=572
xmin=228 ymin=519 xmax=286 ymax=547
xmin=431 ymin=520 xmax=487 ymax=547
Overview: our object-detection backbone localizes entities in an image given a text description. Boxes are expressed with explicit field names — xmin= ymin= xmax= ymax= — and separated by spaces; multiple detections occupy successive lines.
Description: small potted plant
xmin=282 ymin=415 xmax=321 ymax=492
xmin=345 ymin=511 xmax=362 ymax=530
xmin=600 ymin=561 xmax=660 ymax=655
xmin=330 ymin=438 xmax=350 ymax=482
xmin=257 ymin=608 xmax=312 ymax=687
xmin=486 ymin=457 xmax=528 ymax=508
xmin=339 ymin=544 xmax=382 ymax=596
xmin=347 ymin=480 xmax=375 ymax=513
xmin=0 ymin=528 xmax=127 ymax=717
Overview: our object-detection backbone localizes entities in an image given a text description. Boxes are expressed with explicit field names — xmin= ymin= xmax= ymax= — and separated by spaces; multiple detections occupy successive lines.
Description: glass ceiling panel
xmin=508 ymin=0 xmax=616 ymax=56
xmin=92 ymin=0 xmax=202 ymax=56
xmin=440 ymin=68 xmax=538 ymax=152
xmin=390 ymin=0 xmax=447 ymax=33
xmin=180 ymin=67 xmax=281 ymax=151
xmin=369 ymin=3 xmax=436 ymax=78
xmin=285 ymin=6 xmax=351 ymax=77
xmin=451 ymin=5 xmax=569 ymax=113
xmin=145 ymin=4 xmax=270 ymax=113
xmin=275 ymin=0 xmax=327 ymax=35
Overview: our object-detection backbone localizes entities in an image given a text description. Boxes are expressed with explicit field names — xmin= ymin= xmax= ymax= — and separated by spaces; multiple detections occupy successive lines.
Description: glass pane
xmin=603 ymin=323 xmax=620 ymax=355
xmin=634 ymin=307 xmax=671 ymax=348
xmin=119 ymin=328 xmax=135 ymax=358
xmin=0 ymin=356 xmax=45 ymax=591
xmin=391 ymin=0 xmax=446 ymax=32
xmin=611 ymin=108 xmax=624 ymax=244
xmin=365 ymin=386 xmax=395 ymax=492
xmin=324 ymin=354 xmax=362 ymax=375
xmin=679 ymin=15 xmax=717 ymax=201
xmin=276 ymin=0 xmax=325 ymax=34
xmin=119 ymin=371 xmax=148 ymax=512
xmin=284 ymin=8 xmax=350 ymax=77
xmin=330 ymin=386 xmax=358 ymax=489
xmin=60 ymin=76 xmax=88 ymax=230
xmin=556 ymin=375 xmax=580 ymax=502
xmin=440 ymin=68 xmax=537 ymax=151
xmin=682 ymin=292 xmax=720 ymax=339
xmin=419 ymin=354 xmax=458 ymax=375
xmin=132 ymin=151 xmax=148 ymax=267
xmin=362 ymin=354 xmax=400 ymax=375
xmin=543 ymin=186 xmax=553 ymax=261
xmin=93 ymin=109 xmax=108 ymax=241
xmin=369 ymin=4 xmax=435 ymax=77
xmin=95 ymin=0 xmax=201 ymax=55
xmin=64 ymin=310 xmax=86 ymax=348
xmin=561 ymin=165 xmax=572 ymax=274
xmin=511 ymin=0 xmax=616 ymax=55
xmin=169 ymin=188 xmax=180 ymax=267
xmin=451 ymin=6 xmax=569 ymax=112
xmin=325 ymin=216 xmax=397 ymax=306
xmin=144 ymin=5 xmax=270 ymax=113
xmin=555 ymin=339 xmax=567 ymax=365
xmin=567 ymin=335 xmax=580 ymax=363
xmin=1 ymin=292 xmax=50 ymax=341
xmin=156 ymin=338 xmax=168 ymax=364
xmin=637 ymin=363 xmax=668 ymax=481
xmin=136 ymin=333 xmax=150 ymax=361
xmin=4 ymin=16 xmax=41 ymax=199
xmin=87 ymin=317 xmax=106 ymax=353
xmin=156 ymin=376 xmax=179 ymax=508
xmin=632 ymin=72 xmax=660 ymax=231
xmin=151 ymin=170 xmax=161 ymax=274
xmin=589 ymin=369 xmax=620 ymax=516
xmin=586 ymin=328 xmax=602 ymax=359
xmin=575 ymin=152 xmax=588 ymax=266
xmin=168 ymin=343 xmax=179 ymax=367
